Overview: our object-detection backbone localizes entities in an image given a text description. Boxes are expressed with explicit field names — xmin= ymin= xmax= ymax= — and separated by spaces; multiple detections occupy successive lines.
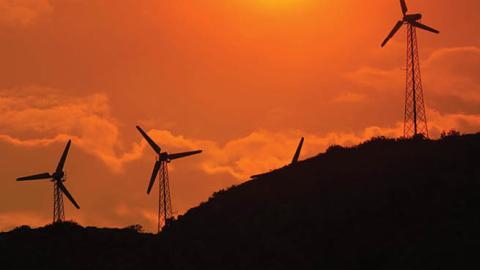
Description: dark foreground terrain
xmin=1 ymin=133 xmax=480 ymax=269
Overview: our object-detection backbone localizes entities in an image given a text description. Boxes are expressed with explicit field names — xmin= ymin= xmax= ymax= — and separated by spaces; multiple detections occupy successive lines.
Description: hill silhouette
xmin=1 ymin=132 xmax=480 ymax=269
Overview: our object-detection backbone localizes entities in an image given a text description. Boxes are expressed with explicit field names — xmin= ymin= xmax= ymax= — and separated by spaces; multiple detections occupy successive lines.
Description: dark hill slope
xmin=163 ymin=134 xmax=480 ymax=269
xmin=1 ymin=134 xmax=480 ymax=269
xmin=0 ymin=222 xmax=161 ymax=269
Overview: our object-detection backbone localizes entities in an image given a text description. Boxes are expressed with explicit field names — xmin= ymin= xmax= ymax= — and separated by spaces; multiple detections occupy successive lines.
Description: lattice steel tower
xmin=157 ymin=161 xmax=172 ymax=232
xmin=404 ymin=24 xmax=429 ymax=137
xmin=53 ymin=180 xmax=65 ymax=223
xmin=381 ymin=0 xmax=439 ymax=138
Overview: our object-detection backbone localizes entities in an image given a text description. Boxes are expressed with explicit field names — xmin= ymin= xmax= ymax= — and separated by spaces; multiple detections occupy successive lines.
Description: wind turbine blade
xmin=381 ymin=21 xmax=404 ymax=47
xmin=147 ymin=161 xmax=161 ymax=195
xmin=136 ymin=126 xmax=161 ymax=154
xmin=58 ymin=182 xmax=80 ymax=209
xmin=167 ymin=150 xmax=202 ymax=161
xmin=411 ymin=21 xmax=440 ymax=34
xmin=16 ymin=173 xmax=52 ymax=181
xmin=400 ymin=0 xmax=408 ymax=15
xmin=56 ymin=140 xmax=71 ymax=173
xmin=291 ymin=137 xmax=304 ymax=164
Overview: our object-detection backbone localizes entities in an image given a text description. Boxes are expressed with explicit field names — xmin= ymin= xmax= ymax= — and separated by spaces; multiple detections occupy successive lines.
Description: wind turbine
xmin=381 ymin=0 xmax=439 ymax=138
xmin=136 ymin=126 xmax=202 ymax=233
xmin=16 ymin=140 xmax=80 ymax=224
xmin=251 ymin=137 xmax=304 ymax=179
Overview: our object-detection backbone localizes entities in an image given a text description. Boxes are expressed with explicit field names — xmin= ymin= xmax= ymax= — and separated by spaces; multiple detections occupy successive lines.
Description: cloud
xmin=346 ymin=46 xmax=480 ymax=104
xmin=144 ymin=108 xmax=480 ymax=180
xmin=423 ymin=46 xmax=480 ymax=102
xmin=197 ymin=112 xmax=480 ymax=180
xmin=0 ymin=212 xmax=49 ymax=231
xmin=424 ymin=46 xmax=480 ymax=68
xmin=428 ymin=109 xmax=480 ymax=137
xmin=344 ymin=66 xmax=402 ymax=91
xmin=0 ymin=0 xmax=52 ymax=26
xmin=331 ymin=92 xmax=367 ymax=103
xmin=2 ymin=85 xmax=480 ymax=182
xmin=142 ymin=127 xmax=406 ymax=180
xmin=0 ymin=86 xmax=144 ymax=172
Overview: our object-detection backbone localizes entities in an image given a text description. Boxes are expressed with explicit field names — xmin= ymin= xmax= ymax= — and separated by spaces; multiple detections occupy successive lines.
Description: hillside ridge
xmin=2 ymin=133 xmax=479 ymax=270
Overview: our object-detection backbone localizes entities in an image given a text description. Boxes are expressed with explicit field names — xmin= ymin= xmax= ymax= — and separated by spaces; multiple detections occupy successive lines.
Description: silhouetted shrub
xmin=210 ymin=188 xmax=226 ymax=199
xmin=441 ymin=129 xmax=461 ymax=139
xmin=412 ymin=133 xmax=428 ymax=140
xmin=367 ymin=136 xmax=388 ymax=142
xmin=11 ymin=225 xmax=31 ymax=233
xmin=210 ymin=185 xmax=237 ymax=200
xmin=124 ymin=224 xmax=144 ymax=233
xmin=326 ymin=144 xmax=344 ymax=153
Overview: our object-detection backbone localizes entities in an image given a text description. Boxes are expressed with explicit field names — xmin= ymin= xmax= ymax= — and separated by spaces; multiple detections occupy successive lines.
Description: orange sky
xmin=1 ymin=0 xmax=479 ymax=232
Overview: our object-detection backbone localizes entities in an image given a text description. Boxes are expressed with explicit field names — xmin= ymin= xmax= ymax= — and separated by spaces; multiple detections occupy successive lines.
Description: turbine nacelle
xmin=404 ymin=13 xmax=422 ymax=22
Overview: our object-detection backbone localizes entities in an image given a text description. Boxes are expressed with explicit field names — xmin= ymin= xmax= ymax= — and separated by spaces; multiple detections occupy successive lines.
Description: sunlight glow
xmin=257 ymin=0 xmax=312 ymax=10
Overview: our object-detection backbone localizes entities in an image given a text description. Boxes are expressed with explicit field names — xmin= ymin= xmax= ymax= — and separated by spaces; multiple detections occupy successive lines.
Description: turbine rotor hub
xmin=52 ymin=171 xmax=64 ymax=181
xmin=158 ymin=152 xmax=169 ymax=162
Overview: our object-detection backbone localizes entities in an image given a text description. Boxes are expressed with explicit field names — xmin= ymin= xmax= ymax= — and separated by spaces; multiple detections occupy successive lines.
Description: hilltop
xmin=1 ymin=132 xmax=480 ymax=269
